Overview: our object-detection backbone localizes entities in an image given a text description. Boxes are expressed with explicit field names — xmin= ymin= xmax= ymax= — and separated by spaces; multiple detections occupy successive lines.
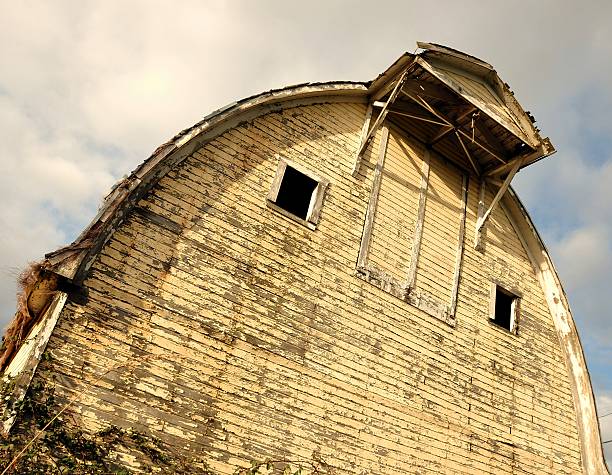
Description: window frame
xmin=267 ymin=157 xmax=329 ymax=230
xmin=489 ymin=281 xmax=521 ymax=334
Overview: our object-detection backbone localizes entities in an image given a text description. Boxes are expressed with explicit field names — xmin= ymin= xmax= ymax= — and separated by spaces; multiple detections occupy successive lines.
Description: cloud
xmin=597 ymin=392 xmax=612 ymax=468
xmin=0 ymin=0 xmax=611 ymax=464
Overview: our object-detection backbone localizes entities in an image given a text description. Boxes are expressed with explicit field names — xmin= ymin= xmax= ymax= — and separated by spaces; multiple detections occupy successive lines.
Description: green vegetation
xmin=0 ymin=378 xmax=331 ymax=474
xmin=0 ymin=380 xmax=210 ymax=474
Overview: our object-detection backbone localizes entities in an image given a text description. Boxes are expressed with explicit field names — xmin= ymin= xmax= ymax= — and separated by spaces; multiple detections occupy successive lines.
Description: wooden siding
xmin=414 ymin=153 xmax=464 ymax=305
xmin=367 ymin=127 xmax=422 ymax=282
xmin=34 ymin=101 xmax=583 ymax=474
xmin=426 ymin=60 xmax=526 ymax=142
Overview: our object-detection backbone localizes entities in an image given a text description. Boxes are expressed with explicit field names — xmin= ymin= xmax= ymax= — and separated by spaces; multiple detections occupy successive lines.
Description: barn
xmin=0 ymin=43 xmax=607 ymax=474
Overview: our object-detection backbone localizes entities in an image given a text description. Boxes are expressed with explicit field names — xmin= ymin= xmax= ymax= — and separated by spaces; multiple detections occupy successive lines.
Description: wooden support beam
xmin=403 ymin=91 xmax=451 ymax=125
xmin=357 ymin=76 xmax=408 ymax=157
xmin=450 ymin=172 xmax=469 ymax=316
xmin=473 ymin=117 xmax=507 ymax=157
xmin=483 ymin=142 xmax=553 ymax=177
xmin=351 ymin=103 xmax=373 ymax=176
xmin=456 ymin=128 xmax=507 ymax=165
xmin=403 ymin=148 xmax=431 ymax=294
xmin=455 ymin=131 xmax=481 ymax=176
xmin=403 ymin=92 xmax=508 ymax=166
xmin=484 ymin=155 xmax=527 ymax=177
xmin=372 ymin=100 xmax=450 ymax=127
xmin=429 ymin=124 xmax=455 ymax=145
xmin=475 ymin=180 xmax=487 ymax=251
xmin=485 ymin=177 xmax=504 ymax=187
xmin=357 ymin=126 xmax=389 ymax=268
xmin=429 ymin=106 xmax=478 ymax=146
xmin=355 ymin=64 xmax=413 ymax=162
xmin=475 ymin=158 xmax=521 ymax=237
xmin=387 ymin=109 xmax=450 ymax=127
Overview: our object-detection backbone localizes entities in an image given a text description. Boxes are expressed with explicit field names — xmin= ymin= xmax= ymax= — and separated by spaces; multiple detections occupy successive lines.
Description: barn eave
xmin=1 ymin=49 xmax=607 ymax=474
xmin=365 ymin=42 xmax=555 ymax=179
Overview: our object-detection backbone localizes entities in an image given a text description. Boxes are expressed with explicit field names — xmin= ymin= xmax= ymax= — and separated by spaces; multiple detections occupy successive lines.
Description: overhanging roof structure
xmin=357 ymin=42 xmax=555 ymax=179
xmin=1 ymin=43 xmax=607 ymax=474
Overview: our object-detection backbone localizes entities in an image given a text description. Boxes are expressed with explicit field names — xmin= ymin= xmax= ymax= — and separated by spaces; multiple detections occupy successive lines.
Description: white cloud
xmin=0 ymin=0 xmax=611 ymax=465
xmin=554 ymin=226 xmax=612 ymax=294
xmin=597 ymin=392 xmax=612 ymax=468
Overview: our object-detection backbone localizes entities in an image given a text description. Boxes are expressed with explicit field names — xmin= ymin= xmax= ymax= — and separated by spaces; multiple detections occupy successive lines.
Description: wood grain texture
xmin=357 ymin=126 xmax=389 ymax=269
xmin=28 ymin=101 xmax=584 ymax=474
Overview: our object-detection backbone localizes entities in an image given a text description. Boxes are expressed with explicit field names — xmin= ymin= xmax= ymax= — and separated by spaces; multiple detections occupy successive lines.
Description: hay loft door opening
xmin=275 ymin=165 xmax=318 ymax=220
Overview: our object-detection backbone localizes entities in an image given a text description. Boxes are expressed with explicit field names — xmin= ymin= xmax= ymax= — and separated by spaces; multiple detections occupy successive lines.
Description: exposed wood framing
xmin=383 ymin=110 xmax=474 ymax=178
xmin=449 ymin=172 xmax=469 ymax=317
xmin=372 ymin=101 xmax=449 ymax=127
xmin=351 ymin=103 xmax=374 ymax=176
xmin=404 ymin=148 xmax=431 ymax=294
xmin=387 ymin=109 xmax=449 ymax=127
xmin=428 ymin=106 xmax=478 ymax=146
xmin=475 ymin=159 xmax=521 ymax=234
xmin=475 ymin=180 xmax=487 ymax=250
xmin=353 ymin=63 xmax=415 ymax=175
xmin=485 ymin=156 xmax=523 ymax=178
xmin=403 ymin=91 xmax=450 ymax=125
xmin=455 ymin=131 xmax=481 ymax=176
xmin=356 ymin=126 xmax=390 ymax=268
xmin=484 ymin=140 xmax=554 ymax=177
xmin=371 ymin=67 xmax=419 ymax=101
xmin=456 ymin=127 xmax=507 ymax=165
xmin=403 ymin=91 xmax=507 ymax=165
xmin=485 ymin=177 xmax=504 ymax=187
xmin=428 ymin=124 xmax=454 ymax=145
xmin=473 ymin=116 xmax=507 ymax=157
xmin=414 ymin=56 xmax=541 ymax=149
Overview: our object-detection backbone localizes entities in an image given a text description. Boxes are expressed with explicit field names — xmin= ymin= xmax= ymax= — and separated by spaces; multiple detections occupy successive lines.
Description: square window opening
xmin=491 ymin=284 xmax=519 ymax=332
xmin=275 ymin=166 xmax=318 ymax=220
xmin=267 ymin=158 xmax=329 ymax=228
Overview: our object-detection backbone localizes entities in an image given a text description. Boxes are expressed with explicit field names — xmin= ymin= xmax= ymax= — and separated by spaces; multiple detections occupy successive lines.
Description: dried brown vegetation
xmin=0 ymin=263 xmax=58 ymax=372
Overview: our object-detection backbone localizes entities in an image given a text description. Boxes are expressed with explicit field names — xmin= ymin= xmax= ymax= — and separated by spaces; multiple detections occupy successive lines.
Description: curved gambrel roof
xmin=44 ymin=43 xmax=556 ymax=280
xmin=44 ymin=81 xmax=369 ymax=281
xmin=8 ymin=46 xmax=609 ymax=473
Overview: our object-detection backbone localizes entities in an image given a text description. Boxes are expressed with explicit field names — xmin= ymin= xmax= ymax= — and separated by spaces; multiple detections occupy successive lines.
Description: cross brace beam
xmin=352 ymin=61 xmax=416 ymax=176
xmin=402 ymin=91 xmax=509 ymax=166
xmin=474 ymin=158 xmax=522 ymax=248
xmin=372 ymin=101 xmax=449 ymax=127
xmin=484 ymin=138 xmax=554 ymax=177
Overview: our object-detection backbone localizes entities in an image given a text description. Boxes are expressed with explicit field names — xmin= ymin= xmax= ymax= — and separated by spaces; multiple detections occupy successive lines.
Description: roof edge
xmin=502 ymin=188 xmax=608 ymax=474
xmin=416 ymin=42 xmax=494 ymax=70
xmin=369 ymin=43 xmax=548 ymax=151
xmin=416 ymin=42 xmax=545 ymax=149
xmin=44 ymin=82 xmax=368 ymax=281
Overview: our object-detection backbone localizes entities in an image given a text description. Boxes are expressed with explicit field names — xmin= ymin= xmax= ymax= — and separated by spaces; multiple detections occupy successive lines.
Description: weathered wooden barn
xmin=0 ymin=43 xmax=608 ymax=474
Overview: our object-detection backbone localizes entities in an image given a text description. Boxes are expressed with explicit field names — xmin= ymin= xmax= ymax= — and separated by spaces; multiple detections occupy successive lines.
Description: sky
xmin=0 ymin=0 xmax=610 ymax=465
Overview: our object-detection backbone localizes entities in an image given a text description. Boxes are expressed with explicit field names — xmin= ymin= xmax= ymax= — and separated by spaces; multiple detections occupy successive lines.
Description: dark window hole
xmin=275 ymin=166 xmax=318 ymax=220
xmin=493 ymin=286 xmax=515 ymax=331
